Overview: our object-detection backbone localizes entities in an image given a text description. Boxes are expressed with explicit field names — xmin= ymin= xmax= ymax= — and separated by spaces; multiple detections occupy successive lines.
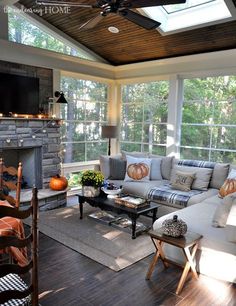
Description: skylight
xmin=141 ymin=0 xmax=233 ymax=35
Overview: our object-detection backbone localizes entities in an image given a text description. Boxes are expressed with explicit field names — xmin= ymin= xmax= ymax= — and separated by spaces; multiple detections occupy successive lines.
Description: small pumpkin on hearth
xmin=49 ymin=174 xmax=68 ymax=191
xmin=127 ymin=162 xmax=149 ymax=180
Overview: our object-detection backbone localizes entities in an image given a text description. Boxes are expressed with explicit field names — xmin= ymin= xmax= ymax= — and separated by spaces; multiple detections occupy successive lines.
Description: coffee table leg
xmin=79 ymin=201 xmax=83 ymax=219
xmin=131 ymin=216 xmax=137 ymax=239
xmin=152 ymin=208 xmax=158 ymax=224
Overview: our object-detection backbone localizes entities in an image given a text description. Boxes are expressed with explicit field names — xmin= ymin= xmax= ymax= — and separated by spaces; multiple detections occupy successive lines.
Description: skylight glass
xmin=163 ymin=0 xmax=215 ymax=14
xmin=141 ymin=0 xmax=233 ymax=35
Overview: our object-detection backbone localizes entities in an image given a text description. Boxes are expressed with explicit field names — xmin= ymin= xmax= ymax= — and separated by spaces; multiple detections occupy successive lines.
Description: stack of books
xmin=115 ymin=195 xmax=149 ymax=209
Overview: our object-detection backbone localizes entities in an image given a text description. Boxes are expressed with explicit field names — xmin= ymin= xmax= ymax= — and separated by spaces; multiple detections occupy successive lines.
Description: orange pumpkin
xmin=219 ymin=179 xmax=236 ymax=198
xmin=127 ymin=162 xmax=149 ymax=180
xmin=49 ymin=175 xmax=68 ymax=191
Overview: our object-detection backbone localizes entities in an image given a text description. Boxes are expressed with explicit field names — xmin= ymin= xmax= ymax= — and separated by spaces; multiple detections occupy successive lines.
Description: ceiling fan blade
xmin=36 ymin=0 xmax=98 ymax=8
xmin=119 ymin=9 xmax=160 ymax=30
xmin=124 ymin=0 xmax=186 ymax=8
xmin=79 ymin=13 xmax=105 ymax=30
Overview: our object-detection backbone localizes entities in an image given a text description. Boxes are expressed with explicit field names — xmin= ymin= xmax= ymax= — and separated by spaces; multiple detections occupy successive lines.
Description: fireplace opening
xmin=0 ymin=147 xmax=42 ymax=189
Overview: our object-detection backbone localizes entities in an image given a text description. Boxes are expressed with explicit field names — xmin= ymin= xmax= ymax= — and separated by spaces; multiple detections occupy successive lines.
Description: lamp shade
xmin=54 ymin=91 xmax=68 ymax=104
xmin=101 ymin=125 xmax=118 ymax=139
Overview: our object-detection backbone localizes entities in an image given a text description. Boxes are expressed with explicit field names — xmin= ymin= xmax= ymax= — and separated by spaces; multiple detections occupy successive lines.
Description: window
xmin=181 ymin=76 xmax=236 ymax=163
xmin=60 ymin=76 xmax=109 ymax=163
xmin=120 ymin=81 xmax=169 ymax=155
xmin=7 ymin=7 xmax=95 ymax=60
xmin=141 ymin=0 xmax=232 ymax=34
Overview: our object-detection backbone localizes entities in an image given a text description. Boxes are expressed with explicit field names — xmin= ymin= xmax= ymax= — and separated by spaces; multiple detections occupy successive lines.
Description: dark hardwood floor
xmin=37 ymin=231 xmax=236 ymax=306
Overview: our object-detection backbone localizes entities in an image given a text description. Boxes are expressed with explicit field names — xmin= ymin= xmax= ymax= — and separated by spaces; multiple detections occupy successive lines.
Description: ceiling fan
xmin=36 ymin=0 xmax=187 ymax=30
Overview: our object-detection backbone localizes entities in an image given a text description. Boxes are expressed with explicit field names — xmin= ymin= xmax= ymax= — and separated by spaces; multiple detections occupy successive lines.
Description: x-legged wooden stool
xmin=146 ymin=229 xmax=203 ymax=295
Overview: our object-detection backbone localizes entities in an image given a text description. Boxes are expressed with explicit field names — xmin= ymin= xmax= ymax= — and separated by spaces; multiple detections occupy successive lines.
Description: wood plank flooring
xmin=37 ymin=231 xmax=236 ymax=306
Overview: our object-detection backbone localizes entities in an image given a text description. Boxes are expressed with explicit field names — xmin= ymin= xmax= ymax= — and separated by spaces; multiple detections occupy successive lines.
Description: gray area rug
xmin=28 ymin=204 xmax=155 ymax=271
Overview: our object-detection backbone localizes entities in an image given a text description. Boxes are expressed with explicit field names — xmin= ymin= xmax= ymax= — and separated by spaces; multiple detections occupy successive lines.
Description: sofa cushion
xmin=170 ymin=170 xmax=195 ymax=191
xmin=150 ymin=158 xmax=162 ymax=180
xmin=171 ymin=165 xmax=213 ymax=191
xmin=122 ymin=180 xmax=166 ymax=199
xmin=149 ymin=154 xmax=174 ymax=180
xmin=124 ymin=156 xmax=151 ymax=182
xmin=187 ymin=188 xmax=219 ymax=206
xmin=109 ymin=158 xmax=126 ymax=180
xmin=210 ymin=163 xmax=230 ymax=189
xmin=212 ymin=194 xmax=234 ymax=228
xmin=226 ymin=199 xmax=236 ymax=243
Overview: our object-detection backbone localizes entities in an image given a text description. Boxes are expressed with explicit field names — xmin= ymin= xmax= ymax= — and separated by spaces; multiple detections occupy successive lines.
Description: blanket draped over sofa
xmin=148 ymin=184 xmax=202 ymax=209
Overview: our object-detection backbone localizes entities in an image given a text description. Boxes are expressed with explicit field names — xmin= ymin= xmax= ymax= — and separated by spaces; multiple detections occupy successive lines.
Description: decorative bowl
xmin=101 ymin=187 xmax=122 ymax=197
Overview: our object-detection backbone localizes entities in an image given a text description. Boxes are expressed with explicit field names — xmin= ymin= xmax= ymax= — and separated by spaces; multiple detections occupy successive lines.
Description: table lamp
xmin=101 ymin=125 xmax=118 ymax=155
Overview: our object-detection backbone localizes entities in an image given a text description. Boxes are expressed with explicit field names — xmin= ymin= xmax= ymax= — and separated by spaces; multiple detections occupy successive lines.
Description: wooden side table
xmin=146 ymin=229 xmax=203 ymax=295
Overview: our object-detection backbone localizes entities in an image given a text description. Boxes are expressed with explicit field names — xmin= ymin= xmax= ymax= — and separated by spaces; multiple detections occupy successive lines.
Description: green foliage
xmin=68 ymin=173 xmax=81 ymax=188
xmin=79 ymin=170 xmax=104 ymax=187
xmin=60 ymin=77 xmax=108 ymax=163
xmin=8 ymin=9 xmax=90 ymax=59
xmin=120 ymin=81 xmax=169 ymax=153
xmin=182 ymin=76 xmax=236 ymax=163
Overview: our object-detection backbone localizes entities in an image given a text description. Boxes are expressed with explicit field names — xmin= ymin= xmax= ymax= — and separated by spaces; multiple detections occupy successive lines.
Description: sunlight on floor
xmin=103 ymin=230 xmax=123 ymax=240
xmin=200 ymin=275 xmax=231 ymax=301
xmin=39 ymin=287 xmax=67 ymax=299
xmin=39 ymin=290 xmax=53 ymax=299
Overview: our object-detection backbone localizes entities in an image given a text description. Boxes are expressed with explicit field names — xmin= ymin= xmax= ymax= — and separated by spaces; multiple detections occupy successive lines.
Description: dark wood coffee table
xmin=77 ymin=193 xmax=160 ymax=239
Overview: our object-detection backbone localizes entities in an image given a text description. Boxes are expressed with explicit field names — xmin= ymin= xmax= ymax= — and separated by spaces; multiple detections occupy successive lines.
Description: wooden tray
xmin=115 ymin=195 xmax=149 ymax=209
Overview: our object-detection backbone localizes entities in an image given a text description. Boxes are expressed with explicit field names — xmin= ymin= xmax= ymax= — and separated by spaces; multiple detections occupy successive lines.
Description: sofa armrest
xmin=226 ymin=200 xmax=236 ymax=243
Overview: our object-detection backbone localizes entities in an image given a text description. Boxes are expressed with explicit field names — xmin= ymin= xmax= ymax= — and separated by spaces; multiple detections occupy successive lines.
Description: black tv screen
xmin=0 ymin=72 xmax=39 ymax=115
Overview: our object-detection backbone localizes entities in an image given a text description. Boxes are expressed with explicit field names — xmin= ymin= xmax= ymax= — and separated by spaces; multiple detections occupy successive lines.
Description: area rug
xmin=26 ymin=204 xmax=155 ymax=271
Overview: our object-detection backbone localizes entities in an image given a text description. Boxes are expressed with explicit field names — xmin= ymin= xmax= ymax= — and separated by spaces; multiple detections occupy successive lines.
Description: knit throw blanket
xmin=177 ymin=159 xmax=215 ymax=169
xmin=148 ymin=184 xmax=202 ymax=208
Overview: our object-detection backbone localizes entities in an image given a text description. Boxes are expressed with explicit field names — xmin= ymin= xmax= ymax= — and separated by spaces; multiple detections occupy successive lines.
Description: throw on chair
xmin=0 ymin=187 xmax=39 ymax=306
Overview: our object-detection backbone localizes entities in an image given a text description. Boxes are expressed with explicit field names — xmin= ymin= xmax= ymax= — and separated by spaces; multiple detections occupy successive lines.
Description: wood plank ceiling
xmin=20 ymin=0 xmax=236 ymax=65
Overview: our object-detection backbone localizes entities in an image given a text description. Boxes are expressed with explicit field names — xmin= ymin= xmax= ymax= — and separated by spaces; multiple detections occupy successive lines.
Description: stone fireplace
xmin=0 ymin=117 xmax=66 ymax=210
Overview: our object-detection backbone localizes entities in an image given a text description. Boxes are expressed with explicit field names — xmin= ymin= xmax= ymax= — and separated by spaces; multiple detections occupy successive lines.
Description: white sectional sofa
xmin=153 ymin=194 xmax=236 ymax=283
xmin=98 ymin=151 xmax=236 ymax=283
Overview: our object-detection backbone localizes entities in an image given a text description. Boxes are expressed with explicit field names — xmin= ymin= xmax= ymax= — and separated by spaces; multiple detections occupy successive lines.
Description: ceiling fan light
xmin=108 ymin=26 xmax=119 ymax=33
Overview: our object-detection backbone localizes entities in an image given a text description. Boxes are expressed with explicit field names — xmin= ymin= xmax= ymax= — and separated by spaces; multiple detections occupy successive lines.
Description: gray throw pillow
xmin=150 ymin=158 xmax=162 ymax=180
xmin=109 ymin=158 xmax=126 ymax=180
xmin=149 ymin=154 xmax=174 ymax=180
xmin=210 ymin=163 xmax=230 ymax=189
xmin=99 ymin=154 xmax=122 ymax=179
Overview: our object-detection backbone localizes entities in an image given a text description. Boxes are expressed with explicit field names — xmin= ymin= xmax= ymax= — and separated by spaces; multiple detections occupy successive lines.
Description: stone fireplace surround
xmin=0 ymin=117 xmax=67 ymax=210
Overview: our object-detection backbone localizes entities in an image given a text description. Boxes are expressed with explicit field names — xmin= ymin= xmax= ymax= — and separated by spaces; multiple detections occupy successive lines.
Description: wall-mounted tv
xmin=0 ymin=72 xmax=39 ymax=115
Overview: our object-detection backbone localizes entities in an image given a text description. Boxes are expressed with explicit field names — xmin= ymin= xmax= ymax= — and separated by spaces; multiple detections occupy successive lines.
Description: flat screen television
xmin=0 ymin=72 xmax=39 ymax=115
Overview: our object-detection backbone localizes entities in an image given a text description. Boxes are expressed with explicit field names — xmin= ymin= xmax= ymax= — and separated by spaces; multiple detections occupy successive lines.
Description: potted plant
xmin=79 ymin=170 xmax=104 ymax=197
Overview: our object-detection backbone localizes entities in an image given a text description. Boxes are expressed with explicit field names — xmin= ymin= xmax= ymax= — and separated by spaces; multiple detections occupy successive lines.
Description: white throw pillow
xmin=227 ymin=169 xmax=236 ymax=179
xmin=124 ymin=156 xmax=151 ymax=182
xmin=212 ymin=193 xmax=236 ymax=228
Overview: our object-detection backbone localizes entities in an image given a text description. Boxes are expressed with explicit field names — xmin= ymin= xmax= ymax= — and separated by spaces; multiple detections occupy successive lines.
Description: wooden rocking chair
xmin=0 ymin=158 xmax=23 ymax=208
xmin=0 ymin=187 xmax=39 ymax=306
